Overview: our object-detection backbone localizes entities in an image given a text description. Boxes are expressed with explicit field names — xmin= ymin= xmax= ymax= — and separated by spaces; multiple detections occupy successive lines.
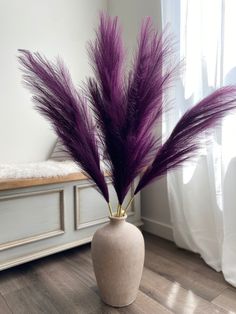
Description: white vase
xmin=91 ymin=215 xmax=144 ymax=307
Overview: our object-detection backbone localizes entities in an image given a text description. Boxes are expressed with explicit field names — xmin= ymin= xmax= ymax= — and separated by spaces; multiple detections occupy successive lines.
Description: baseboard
xmin=141 ymin=216 xmax=174 ymax=241
xmin=0 ymin=237 xmax=93 ymax=271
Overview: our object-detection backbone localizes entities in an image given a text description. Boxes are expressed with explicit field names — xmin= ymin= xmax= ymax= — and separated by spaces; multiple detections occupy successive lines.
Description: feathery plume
xmin=135 ymin=87 xmax=236 ymax=193
xmin=18 ymin=50 xmax=109 ymax=202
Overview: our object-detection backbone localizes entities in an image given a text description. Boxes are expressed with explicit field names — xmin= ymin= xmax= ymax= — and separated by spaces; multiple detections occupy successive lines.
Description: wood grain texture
xmin=0 ymin=232 xmax=235 ymax=313
xmin=212 ymin=288 xmax=236 ymax=312
xmin=140 ymin=268 xmax=227 ymax=313
xmin=0 ymin=171 xmax=110 ymax=191
xmin=144 ymin=233 xmax=229 ymax=301
xmin=0 ymin=294 xmax=11 ymax=314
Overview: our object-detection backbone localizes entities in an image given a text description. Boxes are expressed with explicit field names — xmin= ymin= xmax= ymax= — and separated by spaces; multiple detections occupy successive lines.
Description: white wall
xmin=108 ymin=0 xmax=173 ymax=240
xmin=108 ymin=0 xmax=162 ymax=58
xmin=0 ymin=0 xmax=107 ymax=163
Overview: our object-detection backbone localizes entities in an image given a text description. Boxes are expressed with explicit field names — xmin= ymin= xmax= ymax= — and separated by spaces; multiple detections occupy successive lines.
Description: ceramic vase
xmin=91 ymin=215 xmax=144 ymax=307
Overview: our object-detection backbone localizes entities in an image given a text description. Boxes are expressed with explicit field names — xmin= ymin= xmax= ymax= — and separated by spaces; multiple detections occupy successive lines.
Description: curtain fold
xmin=162 ymin=0 xmax=236 ymax=286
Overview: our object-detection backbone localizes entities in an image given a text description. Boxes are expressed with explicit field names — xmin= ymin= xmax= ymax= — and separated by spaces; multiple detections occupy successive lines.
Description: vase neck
xmin=109 ymin=215 xmax=127 ymax=225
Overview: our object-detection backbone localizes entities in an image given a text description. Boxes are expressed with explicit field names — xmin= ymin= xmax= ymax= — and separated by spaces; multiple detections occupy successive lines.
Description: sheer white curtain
xmin=162 ymin=0 xmax=236 ymax=286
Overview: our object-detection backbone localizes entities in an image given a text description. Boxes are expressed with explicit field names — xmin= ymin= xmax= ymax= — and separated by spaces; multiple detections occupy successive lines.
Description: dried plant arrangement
xmin=18 ymin=14 xmax=236 ymax=217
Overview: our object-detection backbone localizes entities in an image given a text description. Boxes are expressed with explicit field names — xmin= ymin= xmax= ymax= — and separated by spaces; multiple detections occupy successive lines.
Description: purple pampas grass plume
xmin=18 ymin=49 xmax=109 ymax=203
xmin=88 ymin=15 xmax=177 ymax=205
xmin=126 ymin=18 xmax=176 ymax=139
xmin=135 ymin=86 xmax=236 ymax=193
xmin=87 ymin=13 xmax=127 ymax=205
xmin=121 ymin=18 xmax=178 ymax=201
xmin=88 ymin=13 xmax=126 ymax=128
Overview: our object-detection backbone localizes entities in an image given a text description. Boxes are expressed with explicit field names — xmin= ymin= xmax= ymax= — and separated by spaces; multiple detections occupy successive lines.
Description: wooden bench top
xmin=0 ymin=172 xmax=89 ymax=191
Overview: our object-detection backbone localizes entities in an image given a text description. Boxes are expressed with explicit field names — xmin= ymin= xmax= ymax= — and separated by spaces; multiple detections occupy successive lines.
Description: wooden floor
xmin=0 ymin=232 xmax=235 ymax=314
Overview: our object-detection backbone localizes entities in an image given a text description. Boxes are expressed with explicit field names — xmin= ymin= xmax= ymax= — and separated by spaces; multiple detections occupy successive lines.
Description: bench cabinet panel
xmin=0 ymin=178 xmax=141 ymax=270
xmin=0 ymin=189 xmax=64 ymax=251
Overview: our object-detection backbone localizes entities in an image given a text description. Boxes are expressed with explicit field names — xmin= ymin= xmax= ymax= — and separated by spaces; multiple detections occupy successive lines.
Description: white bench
xmin=0 ymin=172 xmax=141 ymax=270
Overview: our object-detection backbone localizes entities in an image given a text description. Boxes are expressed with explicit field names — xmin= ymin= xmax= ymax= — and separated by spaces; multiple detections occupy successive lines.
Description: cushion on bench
xmin=0 ymin=160 xmax=80 ymax=179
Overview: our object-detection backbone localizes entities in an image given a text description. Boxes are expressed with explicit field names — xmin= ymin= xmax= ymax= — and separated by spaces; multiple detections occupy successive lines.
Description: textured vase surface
xmin=91 ymin=215 xmax=145 ymax=307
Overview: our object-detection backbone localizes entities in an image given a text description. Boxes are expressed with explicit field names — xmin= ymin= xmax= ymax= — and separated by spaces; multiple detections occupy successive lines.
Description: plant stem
xmin=124 ymin=196 xmax=135 ymax=215
xmin=108 ymin=202 xmax=113 ymax=217
xmin=116 ymin=204 xmax=122 ymax=217
xmin=119 ymin=204 xmax=123 ymax=217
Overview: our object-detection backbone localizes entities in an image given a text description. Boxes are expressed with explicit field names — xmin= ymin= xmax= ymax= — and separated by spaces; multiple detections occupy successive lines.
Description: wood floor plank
xmin=144 ymin=244 xmax=227 ymax=301
xmin=0 ymin=294 xmax=12 ymax=314
xmin=17 ymin=266 xmax=80 ymax=314
xmin=140 ymin=267 xmax=228 ymax=313
xmin=4 ymin=285 xmax=59 ymax=314
xmin=144 ymin=233 xmax=204 ymax=270
xmin=31 ymin=257 xmax=119 ymax=314
xmin=212 ymin=287 xmax=236 ymax=312
xmin=63 ymin=248 xmax=98 ymax=290
xmin=145 ymin=233 xmax=229 ymax=291
xmin=119 ymin=290 xmax=173 ymax=314
xmin=30 ymin=246 xmax=97 ymax=292
xmin=0 ymin=266 xmax=32 ymax=296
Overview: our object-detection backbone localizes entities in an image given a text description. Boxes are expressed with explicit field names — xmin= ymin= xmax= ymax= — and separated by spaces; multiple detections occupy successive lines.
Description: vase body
xmin=91 ymin=215 xmax=144 ymax=307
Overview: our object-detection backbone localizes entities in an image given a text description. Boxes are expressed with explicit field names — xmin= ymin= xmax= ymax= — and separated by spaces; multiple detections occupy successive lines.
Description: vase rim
xmin=109 ymin=214 xmax=127 ymax=221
